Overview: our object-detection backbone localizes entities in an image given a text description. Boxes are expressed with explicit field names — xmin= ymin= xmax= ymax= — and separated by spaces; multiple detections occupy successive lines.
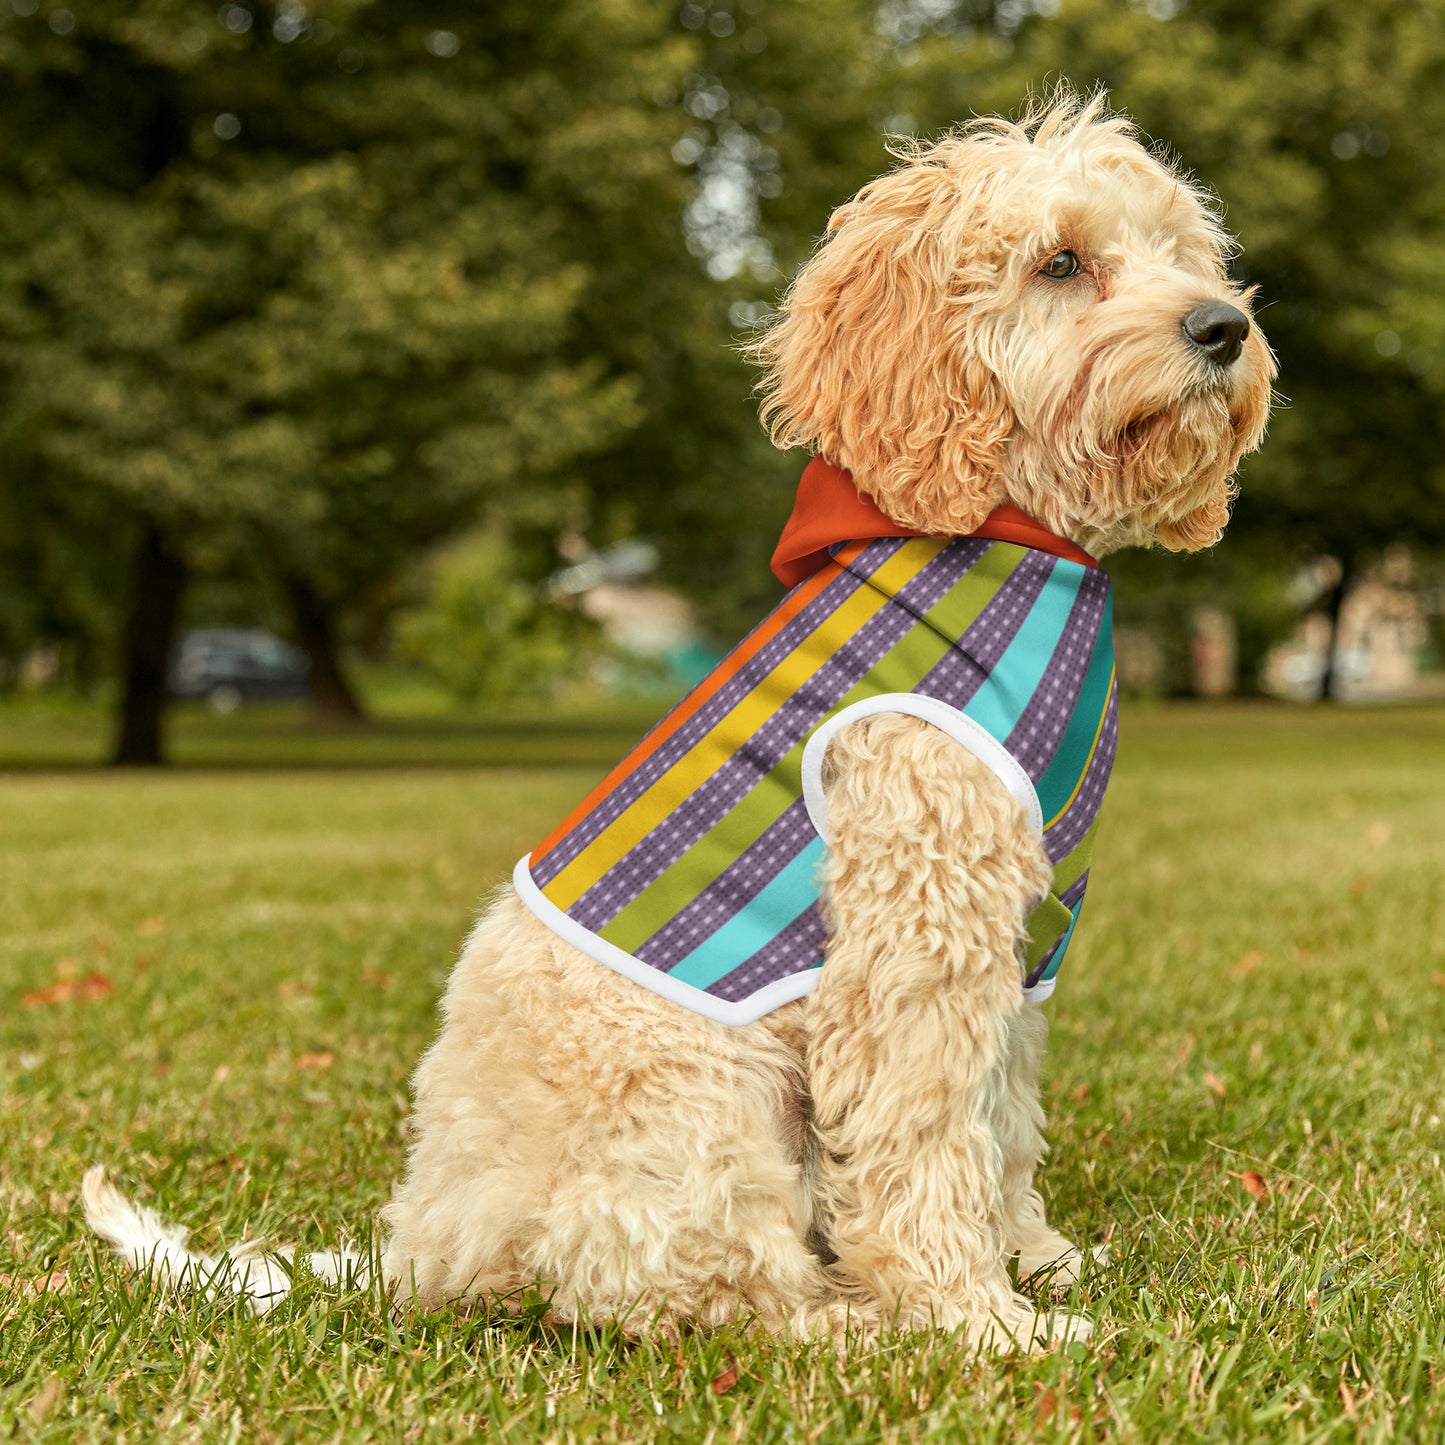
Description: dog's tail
xmin=81 ymin=1165 xmax=368 ymax=1315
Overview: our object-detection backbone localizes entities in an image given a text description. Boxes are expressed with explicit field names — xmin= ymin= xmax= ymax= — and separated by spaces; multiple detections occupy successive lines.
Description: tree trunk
xmin=1317 ymin=553 xmax=1355 ymax=703
xmin=284 ymin=573 xmax=367 ymax=724
xmin=111 ymin=523 xmax=187 ymax=766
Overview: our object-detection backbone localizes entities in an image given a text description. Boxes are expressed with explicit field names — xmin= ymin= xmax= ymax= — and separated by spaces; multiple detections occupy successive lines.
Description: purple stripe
xmin=836 ymin=538 xmax=991 ymax=624
xmin=1041 ymin=682 xmax=1118 ymax=861
xmin=530 ymin=552 xmax=888 ymax=886
xmin=1004 ymin=571 xmax=1110 ymax=780
xmin=565 ymin=544 xmax=974 ymax=930
xmin=912 ymin=548 xmax=1056 ymax=709
xmin=632 ymin=798 xmax=816 ymax=969
xmin=704 ymin=906 xmax=826 ymax=1003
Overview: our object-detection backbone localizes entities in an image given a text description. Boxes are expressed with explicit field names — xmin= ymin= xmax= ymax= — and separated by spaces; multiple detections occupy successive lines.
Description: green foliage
xmin=0 ymin=0 xmax=896 ymax=685
xmin=395 ymin=532 xmax=599 ymax=705
xmin=5 ymin=0 xmax=1445 ymax=703
xmin=2 ymin=703 xmax=1444 ymax=1439
xmin=0 ymin=1 xmax=685 ymax=620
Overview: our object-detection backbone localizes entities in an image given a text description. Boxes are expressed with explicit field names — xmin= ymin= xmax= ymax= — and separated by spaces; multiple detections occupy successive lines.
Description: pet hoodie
xmin=514 ymin=458 xmax=1118 ymax=1027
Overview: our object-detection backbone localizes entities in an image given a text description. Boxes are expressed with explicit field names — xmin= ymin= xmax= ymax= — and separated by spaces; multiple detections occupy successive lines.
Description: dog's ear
xmin=751 ymin=148 xmax=1012 ymax=534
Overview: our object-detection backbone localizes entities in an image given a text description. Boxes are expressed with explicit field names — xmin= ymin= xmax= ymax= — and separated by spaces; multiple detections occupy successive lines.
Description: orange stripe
xmin=529 ymin=549 xmax=862 ymax=867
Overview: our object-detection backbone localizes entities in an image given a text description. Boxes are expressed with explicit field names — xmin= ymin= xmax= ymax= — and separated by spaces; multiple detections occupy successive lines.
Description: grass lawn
xmin=2 ymin=701 xmax=1443 ymax=1442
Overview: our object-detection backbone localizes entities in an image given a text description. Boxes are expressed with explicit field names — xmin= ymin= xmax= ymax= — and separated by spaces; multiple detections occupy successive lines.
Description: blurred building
xmin=1262 ymin=548 xmax=1441 ymax=701
xmin=547 ymin=540 xmax=721 ymax=693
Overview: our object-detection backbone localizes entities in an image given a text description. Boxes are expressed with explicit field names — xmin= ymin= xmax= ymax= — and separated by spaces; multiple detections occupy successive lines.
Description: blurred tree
xmin=0 ymin=0 xmax=688 ymax=758
xmin=0 ymin=0 xmax=915 ymax=753
xmin=9 ymin=0 xmax=1445 ymax=743
xmin=576 ymin=0 xmax=891 ymax=639
xmin=395 ymin=528 xmax=598 ymax=705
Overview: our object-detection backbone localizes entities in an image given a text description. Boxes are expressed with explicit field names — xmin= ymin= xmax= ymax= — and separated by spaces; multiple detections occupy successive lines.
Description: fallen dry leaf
xmin=1229 ymin=1169 xmax=1269 ymax=1201
xmin=1349 ymin=875 xmax=1372 ymax=898
xmin=1069 ymin=1083 xmax=1089 ymax=1103
xmin=1168 ymin=1034 xmax=1197 ymax=1073
xmin=710 ymin=1356 xmax=740 ymax=1396
xmin=295 ymin=1051 xmax=334 ymax=1072
xmin=27 ymin=1374 xmax=64 ymax=1423
xmin=1034 ymin=1386 xmax=1058 ymax=1426
xmin=1433 ymin=973 xmax=1445 ymax=990
xmin=1231 ymin=950 xmax=1263 ymax=978
xmin=21 ymin=983 xmax=68 ymax=1007
xmin=1339 ymin=1379 xmax=1358 ymax=1420
xmin=0 ymin=1268 xmax=70 ymax=1299
xmin=138 ymin=915 xmax=166 ymax=937
xmin=1364 ymin=822 xmax=1391 ymax=849
xmin=361 ymin=969 xmax=394 ymax=991
xmin=1204 ymin=1071 xmax=1227 ymax=1098
xmin=21 ymin=973 xmax=113 ymax=1007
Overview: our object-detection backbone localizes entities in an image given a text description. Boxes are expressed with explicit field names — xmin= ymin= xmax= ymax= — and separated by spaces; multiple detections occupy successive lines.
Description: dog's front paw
xmin=1017 ymin=1239 xmax=1110 ymax=1294
xmin=970 ymin=1296 xmax=1093 ymax=1353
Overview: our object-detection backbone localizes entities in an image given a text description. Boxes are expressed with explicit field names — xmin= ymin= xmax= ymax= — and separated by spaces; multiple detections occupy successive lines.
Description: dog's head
xmin=752 ymin=91 xmax=1275 ymax=556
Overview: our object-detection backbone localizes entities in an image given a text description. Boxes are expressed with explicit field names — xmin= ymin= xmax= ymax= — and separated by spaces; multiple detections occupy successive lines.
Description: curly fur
xmin=85 ymin=88 xmax=1273 ymax=1354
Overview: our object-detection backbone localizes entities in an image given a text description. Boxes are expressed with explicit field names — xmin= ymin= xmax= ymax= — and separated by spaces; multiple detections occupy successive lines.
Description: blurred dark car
xmin=169 ymin=629 xmax=310 ymax=712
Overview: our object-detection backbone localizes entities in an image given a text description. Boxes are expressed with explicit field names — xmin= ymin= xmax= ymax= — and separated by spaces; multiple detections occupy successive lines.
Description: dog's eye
xmin=1041 ymin=250 xmax=1082 ymax=280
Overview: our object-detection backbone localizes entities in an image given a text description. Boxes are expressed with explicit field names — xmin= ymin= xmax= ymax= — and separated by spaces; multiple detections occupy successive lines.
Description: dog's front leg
xmin=807 ymin=712 xmax=1088 ymax=1350
xmin=995 ymin=1003 xmax=1093 ymax=1289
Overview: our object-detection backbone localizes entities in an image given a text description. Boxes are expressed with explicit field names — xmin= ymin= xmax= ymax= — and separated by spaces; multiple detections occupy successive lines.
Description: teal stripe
xmin=665 ymin=837 xmax=825 ymax=989
xmin=963 ymin=560 xmax=1084 ymax=739
xmin=1035 ymin=597 xmax=1115 ymax=823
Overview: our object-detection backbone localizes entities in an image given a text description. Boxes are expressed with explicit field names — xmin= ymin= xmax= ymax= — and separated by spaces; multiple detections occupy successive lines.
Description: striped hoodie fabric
xmin=514 ymin=532 xmax=1118 ymax=1027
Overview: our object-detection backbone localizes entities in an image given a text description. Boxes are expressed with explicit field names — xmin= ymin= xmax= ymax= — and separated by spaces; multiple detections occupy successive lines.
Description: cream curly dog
xmin=86 ymin=93 xmax=1273 ymax=1350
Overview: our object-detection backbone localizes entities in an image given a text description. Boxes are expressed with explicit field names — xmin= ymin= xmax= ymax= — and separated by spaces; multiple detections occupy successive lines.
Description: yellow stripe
xmin=1042 ymin=666 xmax=1115 ymax=831
xmin=541 ymin=545 xmax=935 ymax=908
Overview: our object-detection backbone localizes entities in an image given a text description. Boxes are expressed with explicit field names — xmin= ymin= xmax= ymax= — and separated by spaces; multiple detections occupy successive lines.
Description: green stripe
xmin=599 ymin=764 xmax=802 ymax=952
xmin=599 ymin=620 xmax=947 ymax=952
xmin=1023 ymin=821 xmax=1099 ymax=971
xmin=1030 ymin=899 xmax=1082 ymax=985
xmin=855 ymin=539 xmax=1030 ymax=648
xmin=1023 ymin=894 xmax=1075 ymax=971
xmin=599 ymin=543 xmax=1028 ymax=954
xmin=1049 ymin=819 xmax=1098 ymax=897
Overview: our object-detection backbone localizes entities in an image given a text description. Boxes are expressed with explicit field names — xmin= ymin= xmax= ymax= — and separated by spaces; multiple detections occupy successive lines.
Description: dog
xmin=85 ymin=90 xmax=1273 ymax=1351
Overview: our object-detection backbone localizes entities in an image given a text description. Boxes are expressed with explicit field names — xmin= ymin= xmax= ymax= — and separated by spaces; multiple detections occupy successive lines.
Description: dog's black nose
xmin=1182 ymin=302 xmax=1251 ymax=366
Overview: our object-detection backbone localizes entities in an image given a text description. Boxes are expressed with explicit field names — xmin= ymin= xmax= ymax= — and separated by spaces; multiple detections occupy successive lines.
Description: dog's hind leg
xmin=993 ymin=1004 xmax=1093 ymax=1291
xmin=806 ymin=713 xmax=1090 ymax=1350
xmin=383 ymin=894 xmax=837 ymax=1340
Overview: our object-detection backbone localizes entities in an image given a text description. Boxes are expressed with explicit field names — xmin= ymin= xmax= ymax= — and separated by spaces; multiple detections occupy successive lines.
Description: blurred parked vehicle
xmin=169 ymin=629 xmax=309 ymax=713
